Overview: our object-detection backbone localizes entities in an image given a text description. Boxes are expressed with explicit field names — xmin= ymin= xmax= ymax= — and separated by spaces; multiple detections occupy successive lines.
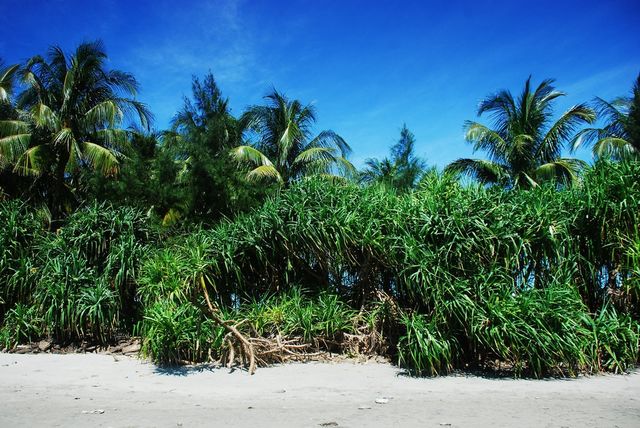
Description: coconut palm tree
xmin=446 ymin=77 xmax=595 ymax=189
xmin=0 ymin=41 xmax=151 ymax=213
xmin=361 ymin=124 xmax=425 ymax=191
xmin=572 ymin=74 xmax=640 ymax=160
xmin=231 ymin=89 xmax=354 ymax=186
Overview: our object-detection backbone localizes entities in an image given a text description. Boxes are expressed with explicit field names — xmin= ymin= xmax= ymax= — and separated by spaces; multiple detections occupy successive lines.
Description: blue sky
xmin=1 ymin=0 xmax=639 ymax=167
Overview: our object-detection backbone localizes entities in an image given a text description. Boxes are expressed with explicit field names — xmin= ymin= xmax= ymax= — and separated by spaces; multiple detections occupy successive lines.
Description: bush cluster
xmin=1 ymin=161 xmax=639 ymax=377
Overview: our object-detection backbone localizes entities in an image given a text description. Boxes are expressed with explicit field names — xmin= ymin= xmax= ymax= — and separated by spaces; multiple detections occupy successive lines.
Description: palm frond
xmin=540 ymin=104 xmax=595 ymax=161
xmin=361 ymin=157 xmax=397 ymax=184
xmin=230 ymin=145 xmax=274 ymax=167
xmin=0 ymin=120 xmax=30 ymax=136
xmin=0 ymin=63 xmax=20 ymax=102
xmin=246 ymin=164 xmax=282 ymax=183
xmin=84 ymin=100 xmax=123 ymax=127
xmin=0 ymin=134 xmax=30 ymax=163
xmin=594 ymin=137 xmax=636 ymax=160
xmin=14 ymin=145 xmax=46 ymax=176
xmin=333 ymin=156 xmax=357 ymax=180
xmin=306 ymin=130 xmax=351 ymax=156
xmin=464 ymin=122 xmax=509 ymax=162
xmin=53 ymin=127 xmax=75 ymax=148
xmin=445 ymin=158 xmax=509 ymax=185
xmin=95 ymin=128 xmax=131 ymax=151
xmin=80 ymin=141 xmax=120 ymax=176
xmin=32 ymin=103 xmax=61 ymax=130
xmin=114 ymin=98 xmax=153 ymax=130
xmin=534 ymin=158 xmax=587 ymax=186
xmin=293 ymin=146 xmax=337 ymax=165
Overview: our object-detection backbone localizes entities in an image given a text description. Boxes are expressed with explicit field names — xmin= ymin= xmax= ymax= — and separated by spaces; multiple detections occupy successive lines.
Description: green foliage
xmin=476 ymin=285 xmax=595 ymax=377
xmin=232 ymin=89 xmax=355 ymax=186
xmin=594 ymin=307 xmax=639 ymax=373
xmin=141 ymin=299 xmax=224 ymax=365
xmin=33 ymin=247 xmax=97 ymax=340
xmin=239 ymin=288 xmax=356 ymax=342
xmin=446 ymin=77 xmax=595 ymax=188
xmin=398 ymin=312 xmax=455 ymax=376
xmin=1 ymin=43 xmax=638 ymax=378
xmin=0 ymin=200 xmax=42 ymax=321
xmin=157 ymin=73 xmax=268 ymax=225
xmin=0 ymin=303 xmax=43 ymax=349
xmin=573 ymin=73 xmax=640 ymax=159
xmin=76 ymin=280 xmax=118 ymax=342
xmin=361 ymin=124 xmax=426 ymax=191
xmin=0 ymin=200 xmax=153 ymax=343
xmin=0 ymin=41 xmax=152 ymax=217
xmin=138 ymin=160 xmax=640 ymax=375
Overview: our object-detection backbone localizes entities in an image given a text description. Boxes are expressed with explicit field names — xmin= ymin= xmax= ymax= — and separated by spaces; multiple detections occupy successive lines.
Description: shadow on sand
xmin=153 ymin=363 xmax=246 ymax=377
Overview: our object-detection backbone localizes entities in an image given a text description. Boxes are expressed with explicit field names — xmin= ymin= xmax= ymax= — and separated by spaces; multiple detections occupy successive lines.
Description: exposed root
xmin=202 ymin=282 xmax=257 ymax=374
xmin=202 ymin=283 xmax=395 ymax=374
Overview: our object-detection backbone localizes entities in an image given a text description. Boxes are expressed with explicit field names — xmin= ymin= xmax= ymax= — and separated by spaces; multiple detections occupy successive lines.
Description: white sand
xmin=0 ymin=353 xmax=638 ymax=427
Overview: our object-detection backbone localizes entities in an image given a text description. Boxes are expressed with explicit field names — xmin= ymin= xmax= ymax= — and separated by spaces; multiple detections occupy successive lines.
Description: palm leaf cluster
xmin=231 ymin=89 xmax=354 ymax=185
xmin=573 ymin=74 xmax=640 ymax=160
xmin=446 ymin=77 xmax=595 ymax=188
xmin=0 ymin=42 xmax=151 ymax=213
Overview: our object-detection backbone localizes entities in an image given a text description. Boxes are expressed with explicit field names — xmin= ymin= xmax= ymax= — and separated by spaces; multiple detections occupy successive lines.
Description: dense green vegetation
xmin=1 ymin=42 xmax=639 ymax=377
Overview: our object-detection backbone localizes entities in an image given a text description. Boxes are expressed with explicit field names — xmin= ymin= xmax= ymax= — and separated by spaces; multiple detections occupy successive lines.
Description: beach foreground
xmin=0 ymin=353 xmax=638 ymax=428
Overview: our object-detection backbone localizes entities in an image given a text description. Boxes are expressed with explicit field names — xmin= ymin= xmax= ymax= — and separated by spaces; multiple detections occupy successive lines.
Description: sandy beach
xmin=0 ymin=353 xmax=638 ymax=427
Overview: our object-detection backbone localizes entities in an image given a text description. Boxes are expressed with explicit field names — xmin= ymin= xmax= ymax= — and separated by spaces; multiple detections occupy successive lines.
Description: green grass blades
xmin=0 ymin=303 xmax=43 ymax=350
xmin=140 ymin=299 xmax=224 ymax=364
xmin=593 ymin=306 xmax=640 ymax=373
xmin=398 ymin=312 xmax=455 ymax=376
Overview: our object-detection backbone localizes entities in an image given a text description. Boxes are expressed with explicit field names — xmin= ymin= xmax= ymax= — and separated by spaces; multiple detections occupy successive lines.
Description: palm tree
xmin=572 ymin=74 xmax=640 ymax=160
xmin=0 ymin=41 xmax=151 ymax=213
xmin=361 ymin=124 xmax=425 ymax=191
xmin=446 ymin=77 xmax=595 ymax=189
xmin=231 ymin=89 xmax=354 ymax=186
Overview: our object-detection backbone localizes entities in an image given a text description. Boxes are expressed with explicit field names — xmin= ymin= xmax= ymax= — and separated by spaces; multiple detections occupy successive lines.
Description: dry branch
xmin=201 ymin=281 xmax=257 ymax=374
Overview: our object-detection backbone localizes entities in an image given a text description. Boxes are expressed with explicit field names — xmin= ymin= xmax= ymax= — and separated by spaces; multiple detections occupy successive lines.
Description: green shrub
xmin=0 ymin=201 xmax=42 ymax=321
xmin=141 ymin=299 xmax=224 ymax=364
xmin=594 ymin=307 xmax=640 ymax=373
xmin=398 ymin=312 xmax=455 ymax=376
xmin=0 ymin=304 xmax=43 ymax=349
xmin=136 ymin=162 xmax=640 ymax=375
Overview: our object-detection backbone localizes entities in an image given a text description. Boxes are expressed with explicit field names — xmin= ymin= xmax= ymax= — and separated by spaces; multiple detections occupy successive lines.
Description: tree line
xmin=1 ymin=41 xmax=638 ymax=224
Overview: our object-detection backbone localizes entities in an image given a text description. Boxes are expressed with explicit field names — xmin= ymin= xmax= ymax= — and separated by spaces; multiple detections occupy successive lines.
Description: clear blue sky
xmin=1 ymin=0 xmax=639 ymax=167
